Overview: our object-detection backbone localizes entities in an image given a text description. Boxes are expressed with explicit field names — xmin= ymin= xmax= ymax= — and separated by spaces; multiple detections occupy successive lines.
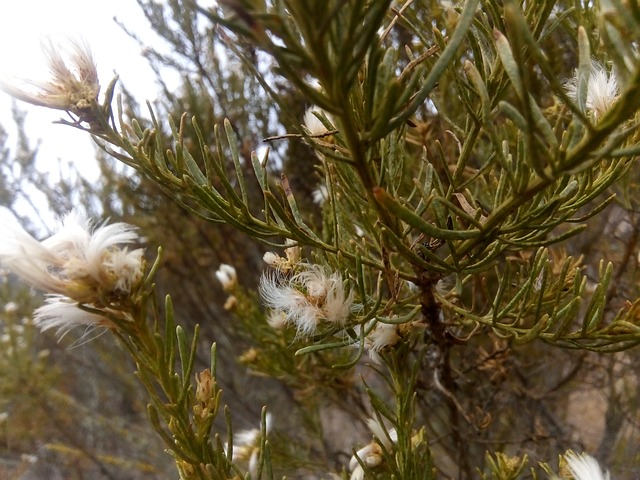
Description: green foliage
xmin=106 ymin=0 xmax=640 ymax=358
xmin=4 ymin=0 xmax=640 ymax=478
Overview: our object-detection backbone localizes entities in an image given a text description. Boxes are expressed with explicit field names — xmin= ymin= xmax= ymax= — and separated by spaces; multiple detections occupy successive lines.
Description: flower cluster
xmin=259 ymin=262 xmax=354 ymax=336
xmin=0 ymin=39 xmax=100 ymax=120
xmin=259 ymin=254 xmax=408 ymax=361
xmin=0 ymin=210 xmax=144 ymax=335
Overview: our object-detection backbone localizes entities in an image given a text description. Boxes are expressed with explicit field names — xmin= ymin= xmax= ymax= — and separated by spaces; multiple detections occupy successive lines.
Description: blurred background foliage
xmin=1 ymin=0 xmax=640 ymax=479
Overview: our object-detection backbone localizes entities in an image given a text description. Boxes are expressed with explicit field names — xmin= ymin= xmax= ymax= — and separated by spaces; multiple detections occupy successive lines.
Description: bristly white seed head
xmin=564 ymin=452 xmax=610 ymax=480
xmin=33 ymin=294 xmax=114 ymax=336
xmin=0 ymin=39 xmax=100 ymax=118
xmin=564 ymin=59 xmax=619 ymax=121
xmin=0 ymin=209 xmax=144 ymax=305
xmin=259 ymin=270 xmax=321 ymax=336
xmin=259 ymin=264 xmax=353 ymax=336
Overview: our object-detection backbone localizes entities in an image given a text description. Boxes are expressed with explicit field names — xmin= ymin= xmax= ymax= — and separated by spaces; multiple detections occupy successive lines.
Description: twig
xmin=263 ymin=130 xmax=339 ymax=143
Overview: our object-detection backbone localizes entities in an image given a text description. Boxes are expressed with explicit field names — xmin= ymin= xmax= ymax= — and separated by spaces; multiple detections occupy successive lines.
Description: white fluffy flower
xmin=259 ymin=264 xmax=353 ymax=336
xmin=565 ymin=59 xmax=619 ymax=120
xmin=564 ymin=452 xmax=610 ymax=480
xmin=0 ymin=209 xmax=144 ymax=304
xmin=0 ymin=39 xmax=100 ymax=117
xmin=260 ymin=272 xmax=322 ymax=335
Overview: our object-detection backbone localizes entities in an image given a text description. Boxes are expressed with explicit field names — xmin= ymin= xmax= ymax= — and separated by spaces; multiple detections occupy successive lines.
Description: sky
xmin=0 ymin=0 xmax=161 ymax=228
